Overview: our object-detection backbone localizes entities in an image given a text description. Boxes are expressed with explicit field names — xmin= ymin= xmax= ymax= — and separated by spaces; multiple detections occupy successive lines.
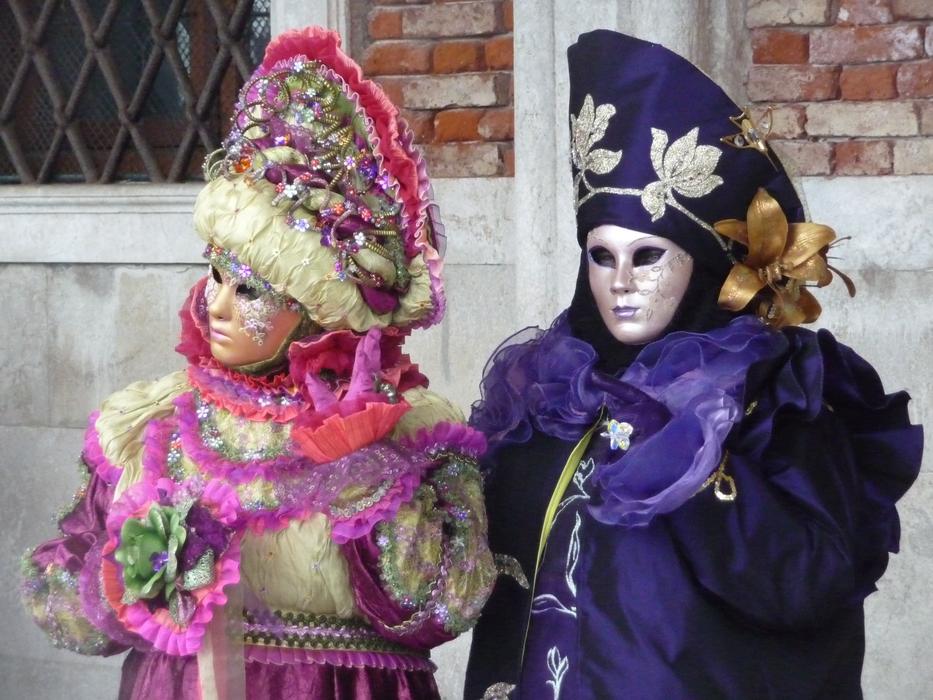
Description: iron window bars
xmin=0 ymin=0 xmax=270 ymax=183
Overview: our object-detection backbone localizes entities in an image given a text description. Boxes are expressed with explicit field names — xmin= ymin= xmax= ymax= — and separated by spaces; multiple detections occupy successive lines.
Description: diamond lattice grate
xmin=0 ymin=0 xmax=270 ymax=183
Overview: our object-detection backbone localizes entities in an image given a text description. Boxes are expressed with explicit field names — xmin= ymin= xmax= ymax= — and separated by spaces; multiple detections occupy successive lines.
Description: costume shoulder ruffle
xmin=734 ymin=326 xmax=922 ymax=574
xmin=392 ymin=386 xmax=464 ymax=438
xmin=86 ymin=371 xmax=189 ymax=495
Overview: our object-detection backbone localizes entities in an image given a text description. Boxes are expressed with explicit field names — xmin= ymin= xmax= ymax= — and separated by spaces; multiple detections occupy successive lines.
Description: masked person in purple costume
xmin=464 ymin=30 xmax=923 ymax=700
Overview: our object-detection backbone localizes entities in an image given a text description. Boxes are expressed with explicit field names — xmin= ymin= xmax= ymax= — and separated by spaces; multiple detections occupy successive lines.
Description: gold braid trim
xmin=695 ymin=400 xmax=757 ymax=503
xmin=698 ymin=451 xmax=737 ymax=502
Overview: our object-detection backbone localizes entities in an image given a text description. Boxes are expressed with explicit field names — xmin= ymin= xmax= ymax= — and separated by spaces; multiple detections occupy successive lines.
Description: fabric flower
xmin=101 ymin=478 xmax=241 ymax=655
xmin=114 ymin=503 xmax=188 ymax=604
xmin=714 ymin=188 xmax=853 ymax=328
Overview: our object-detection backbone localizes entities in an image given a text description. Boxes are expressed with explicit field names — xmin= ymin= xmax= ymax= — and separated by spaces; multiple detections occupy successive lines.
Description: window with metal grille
xmin=0 ymin=0 xmax=270 ymax=184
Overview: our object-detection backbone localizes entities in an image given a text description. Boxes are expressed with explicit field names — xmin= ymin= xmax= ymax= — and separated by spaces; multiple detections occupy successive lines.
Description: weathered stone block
xmin=434 ymin=108 xmax=485 ymax=141
xmin=893 ymin=138 xmax=933 ymax=174
xmin=484 ymin=34 xmax=514 ymax=70
xmin=805 ymin=101 xmax=918 ymax=136
xmin=477 ymin=108 xmax=514 ymax=140
xmin=919 ymin=101 xmax=933 ymax=135
xmin=810 ymin=24 xmax=924 ymax=63
xmin=423 ymin=178 xmax=514 ymax=266
xmin=422 ymin=143 xmax=502 ymax=176
xmin=46 ymin=265 xmax=200 ymax=428
xmin=771 ymin=140 xmax=833 ymax=174
xmin=747 ymin=65 xmax=839 ymax=101
xmin=840 ymin=64 xmax=899 ymax=100
xmin=368 ymin=8 xmax=403 ymax=39
xmin=751 ymin=28 xmax=810 ymax=63
xmin=402 ymin=2 xmax=497 ymax=38
xmin=432 ymin=39 xmax=485 ymax=73
xmin=768 ymin=105 xmax=807 ymax=138
xmin=747 ymin=0 xmax=831 ymax=27
xmin=891 ymin=0 xmax=933 ymax=20
xmin=0 ymin=265 xmax=50 ymax=426
xmin=833 ymin=139 xmax=893 ymax=175
xmin=401 ymin=74 xmax=500 ymax=109
xmin=897 ymin=60 xmax=933 ymax=97
xmin=362 ymin=40 xmax=432 ymax=76
xmin=836 ymin=0 xmax=893 ymax=25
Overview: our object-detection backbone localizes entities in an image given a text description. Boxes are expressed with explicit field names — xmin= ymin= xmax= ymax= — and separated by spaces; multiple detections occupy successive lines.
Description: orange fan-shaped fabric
xmin=292 ymin=401 xmax=411 ymax=464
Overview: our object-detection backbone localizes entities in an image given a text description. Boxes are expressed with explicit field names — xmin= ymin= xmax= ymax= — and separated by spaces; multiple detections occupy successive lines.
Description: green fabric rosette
xmin=114 ymin=503 xmax=189 ymax=605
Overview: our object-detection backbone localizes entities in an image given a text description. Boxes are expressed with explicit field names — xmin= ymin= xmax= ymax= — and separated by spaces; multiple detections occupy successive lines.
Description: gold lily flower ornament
xmin=715 ymin=188 xmax=856 ymax=328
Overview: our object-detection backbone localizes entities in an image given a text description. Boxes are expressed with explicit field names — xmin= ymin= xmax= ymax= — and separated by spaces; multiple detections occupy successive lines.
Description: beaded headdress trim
xmin=204 ymin=55 xmax=409 ymax=292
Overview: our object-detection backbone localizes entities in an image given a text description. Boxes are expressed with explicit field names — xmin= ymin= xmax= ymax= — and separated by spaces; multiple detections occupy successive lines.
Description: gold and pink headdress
xmin=195 ymin=27 xmax=444 ymax=332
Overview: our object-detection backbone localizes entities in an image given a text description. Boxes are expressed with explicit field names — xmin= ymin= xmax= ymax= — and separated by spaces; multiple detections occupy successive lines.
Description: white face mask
xmin=586 ymin=225 xmax=694 ymax=345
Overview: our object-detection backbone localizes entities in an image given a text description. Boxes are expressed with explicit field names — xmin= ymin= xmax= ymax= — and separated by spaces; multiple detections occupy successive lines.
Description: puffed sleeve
xmin=22 ymin=461 xmax=135 ymax=655
xmin=340 ymin=418 xmax=497 ymax=649
xmin=666 ymin=330 xmax=922 ymax=630
xmin=22 ymin=373 xmax=188 ymax=655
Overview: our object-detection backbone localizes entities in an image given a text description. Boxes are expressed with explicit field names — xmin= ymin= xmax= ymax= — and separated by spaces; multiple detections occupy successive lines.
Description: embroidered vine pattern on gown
xmin=546 ymin=646 xmax=570 ymax=700
xmin=529 ymin=457 xmax=596 ymax=699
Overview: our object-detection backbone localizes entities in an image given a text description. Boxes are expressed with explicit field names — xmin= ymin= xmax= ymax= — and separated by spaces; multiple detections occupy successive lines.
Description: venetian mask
xmin=205 ymin=263 xmax=303 ymax=368
xmin=586 ymin=224 xmax=693 ymax=345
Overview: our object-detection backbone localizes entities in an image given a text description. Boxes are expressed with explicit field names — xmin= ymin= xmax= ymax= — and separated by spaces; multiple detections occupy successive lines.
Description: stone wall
xmin=2 ymin=1 xmax=931 ymax=699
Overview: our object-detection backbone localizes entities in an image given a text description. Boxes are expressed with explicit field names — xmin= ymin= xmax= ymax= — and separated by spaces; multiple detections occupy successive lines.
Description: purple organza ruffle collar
xmin=471 ymin=314 xmax=788 ymax=526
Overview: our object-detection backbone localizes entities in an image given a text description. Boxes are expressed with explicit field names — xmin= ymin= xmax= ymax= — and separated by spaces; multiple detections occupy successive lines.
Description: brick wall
xmin=747 ymin=0 xmax=932 ymax=175
xmin=356 ymin=0 xmax=514 ymax=178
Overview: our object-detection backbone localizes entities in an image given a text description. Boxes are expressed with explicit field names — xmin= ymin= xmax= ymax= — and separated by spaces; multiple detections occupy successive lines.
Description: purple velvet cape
xmin=465 ymin=314 xmax=922 ymax=699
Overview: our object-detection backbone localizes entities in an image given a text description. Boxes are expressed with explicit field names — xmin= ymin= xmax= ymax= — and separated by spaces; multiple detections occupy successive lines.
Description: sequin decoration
xmin=20 ymin=554 xmax=111 ymax=655
xmin=329 ymin=480 xmax=393 ymax=519
xmin=601 ymin=419 xmax=634 ymax=451
xmin=195 ymin=392 xmax=294 ymax=463
xmin=243 ymin=608 xmax=430 ymax=658
xmin=482 ymin=683 xmax=517 ymax=700
xmin=204 ymin=246 xmax=303 ymax=345
xmin=206 ymin=55 xmax=413 ymax=294
xmin=494 ymin=554 xmax=530 ymax=589
xmin=641 ymin=127 xmax=723 ymax=221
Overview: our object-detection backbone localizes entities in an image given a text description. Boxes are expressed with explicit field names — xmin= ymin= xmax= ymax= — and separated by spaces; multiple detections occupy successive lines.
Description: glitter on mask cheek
xmin=206 ymin=266 xmax=288 ymax=346
xmin=633 ymin=252 xmax=691 ymax=321
xmin=233 ymin=293 xmax=286 ymax=346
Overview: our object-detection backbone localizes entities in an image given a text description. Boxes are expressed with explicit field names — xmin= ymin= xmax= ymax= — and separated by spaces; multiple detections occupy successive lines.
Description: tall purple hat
xmin=568 ymin=30 xmax=804 ymax=279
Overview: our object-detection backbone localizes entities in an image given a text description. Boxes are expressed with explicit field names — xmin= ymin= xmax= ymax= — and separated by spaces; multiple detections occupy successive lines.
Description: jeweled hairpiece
xmin=721 ymin=106 xmax=776 ymax=168
xmin=204 ymin=55 xmax=409 ymax=292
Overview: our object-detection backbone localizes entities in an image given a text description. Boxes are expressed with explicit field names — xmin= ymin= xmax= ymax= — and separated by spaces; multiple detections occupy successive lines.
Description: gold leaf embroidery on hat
xmin=572 ymin=95 xmax=732 ymax=260
xmin=641 ymin=127 xmax=723 ymax=222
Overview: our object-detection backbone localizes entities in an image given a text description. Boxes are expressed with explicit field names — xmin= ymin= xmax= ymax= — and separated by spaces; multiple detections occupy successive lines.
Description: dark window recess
xmin=0 ymin=0 xmax=270 ymax=184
